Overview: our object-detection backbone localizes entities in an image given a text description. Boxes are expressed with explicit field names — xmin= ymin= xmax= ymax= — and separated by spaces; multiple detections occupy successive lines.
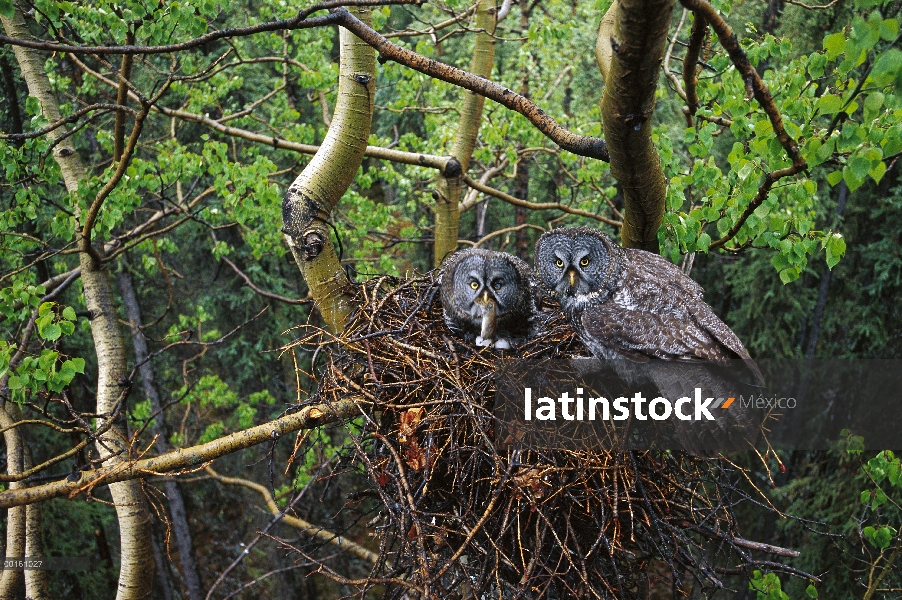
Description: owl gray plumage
xmin=440 ymin=248 xmax=540 ymax=349
xmin=534 ymin=226 xmax=762 ymax=456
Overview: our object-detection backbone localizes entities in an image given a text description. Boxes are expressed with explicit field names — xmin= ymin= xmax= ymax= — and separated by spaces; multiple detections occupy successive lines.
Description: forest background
xmin=1 ymin=0 xmax=901 ymax=597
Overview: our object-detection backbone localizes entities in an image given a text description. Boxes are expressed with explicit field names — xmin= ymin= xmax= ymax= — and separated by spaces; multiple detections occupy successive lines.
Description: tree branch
xmin=332 ymin=7 xmax=610 ymax=161
xmin=462 ymin=174 xmax=622 ymax=226
xmin=679 ymin=0 xmax=805 ymax=168
xmin=683 ymin=12 xmax=708 ymax=124
xmin=0 ymin=398 xmax=361 ymax=509
xmin=205 ymin=466 xmax=380 ymax=565
xmin=0 ymin=0 xmax=422 ymax=55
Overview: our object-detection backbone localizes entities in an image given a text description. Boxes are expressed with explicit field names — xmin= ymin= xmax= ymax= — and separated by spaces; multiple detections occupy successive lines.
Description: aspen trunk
xmin=118 ymin=270 xmax=204 ymax=600
xmin=282 ymin=7 xmax=376 ymax=333
xmin=597 ymin=0 xmax=673 ymax=252
xmin=2 ymin=4 xmax=155 ymax=598
xmin=0 ymin=406 xmax=25 ymax=598
xmin=433 ymin=0 xmax=497 ymax=266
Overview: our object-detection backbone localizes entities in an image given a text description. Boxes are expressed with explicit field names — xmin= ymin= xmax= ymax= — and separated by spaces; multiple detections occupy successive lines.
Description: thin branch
xmin=678 ymin=0 xmax=804 ymax=168
xmin=0 ymin=103 xmax=136 ymax=140
xmin=664 ymin=9 xmax=689 ymax=102
xmin=0 ymin=1 xmax=422 ymax=55
xmin=709 ymin=165 xmax=804 ymax=250
xmin=473 ymin=223 xmax=546 ymax=247
xmin=332 ymin=8 xmax=610 ymax=161
xmin=683 ymin=12 xmax=708 ymax=124
xmin=385 ymin=3 xmax=478 ymax=38
xmin=784 ymin=0 xmax=840 ymax=8
xmin=205 ymin=466 xmax=380 ymax=565
xmin=217 ymin=250 xmax=312 ymax=305
xmin=462 ymin=174 xmax=622 ymax=227
xmin=0 ymin=398 xmax=363 ymax=508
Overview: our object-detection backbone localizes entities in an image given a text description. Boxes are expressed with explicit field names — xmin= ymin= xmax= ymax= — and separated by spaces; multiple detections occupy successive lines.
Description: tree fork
xmin=282 ymin=6 xmax=375 ymax=333
xmin=597 ymin=0 xmax=674 ymax=252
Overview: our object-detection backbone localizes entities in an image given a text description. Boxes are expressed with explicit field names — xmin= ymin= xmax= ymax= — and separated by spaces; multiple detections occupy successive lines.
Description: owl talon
xmin=493 ymin=338 xmax=511 ymax=350
xmin=475 ymin=336 xmax=492 ymax=347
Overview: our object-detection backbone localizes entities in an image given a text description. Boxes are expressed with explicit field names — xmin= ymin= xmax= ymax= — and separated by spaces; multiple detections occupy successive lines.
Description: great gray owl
xmin=534 ymin=226 xmax=762 ymax=456
xmin=440 ymin=248 xmax=539 ymax=349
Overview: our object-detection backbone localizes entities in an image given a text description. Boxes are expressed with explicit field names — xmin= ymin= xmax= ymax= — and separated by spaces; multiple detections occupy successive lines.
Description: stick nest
xmin=289 ymin=274 xmax=794 ymax=599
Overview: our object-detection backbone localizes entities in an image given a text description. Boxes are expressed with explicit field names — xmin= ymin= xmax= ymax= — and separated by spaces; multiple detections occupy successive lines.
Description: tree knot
xmin=299 ymin=230 xmax=326 ymax=261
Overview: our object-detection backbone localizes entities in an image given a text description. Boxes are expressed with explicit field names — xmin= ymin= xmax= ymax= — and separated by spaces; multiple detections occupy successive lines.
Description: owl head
xmin=439 ymin=248 xmax=537 ymax=347
xmin=534 ymin=227 xmax=623 ymax=312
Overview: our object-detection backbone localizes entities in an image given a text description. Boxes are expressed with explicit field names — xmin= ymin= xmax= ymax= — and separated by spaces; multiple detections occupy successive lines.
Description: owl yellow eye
xmin=492 ymin=281 xmax=502 ymax=290
xmin=470 ymin=281 xmax=479 ymax=290
xmin=555 ymin=259 xmax=565 ymax=268
xmin=579 ymin=257 xmax=590 ymax=267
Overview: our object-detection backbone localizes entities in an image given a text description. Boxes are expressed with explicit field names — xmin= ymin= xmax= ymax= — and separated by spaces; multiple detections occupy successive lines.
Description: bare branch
xmin=784 ymin=0 xmax=840 ymax=9
xmin=332 ymin=8 xmax=610 ymax=161
xmin=0 ymin=103 xmax=136 ymax=140
xmin=205 ymin=466 xmax=380 ymax=564
xmin=0 ymin=398 xmax=363 ymax=509
xmin=0 ymin=1 xmax=423 ymax=55
xmin=683 ymin=12 xmax=708 ymax=123
xmin=462 ymin=174 xmax=623 ymax=227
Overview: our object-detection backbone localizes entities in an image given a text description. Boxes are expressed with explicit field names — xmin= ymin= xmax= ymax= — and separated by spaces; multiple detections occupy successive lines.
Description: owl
xmin=534 ymin=226 xmax=762 ymax=455
xmin=439 ymin=248 xmax=540 ymax=349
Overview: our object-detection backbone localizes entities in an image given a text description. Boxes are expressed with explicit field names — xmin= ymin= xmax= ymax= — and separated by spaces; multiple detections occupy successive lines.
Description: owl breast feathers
xmin=439 ymin=248 xmax=540 ymax=349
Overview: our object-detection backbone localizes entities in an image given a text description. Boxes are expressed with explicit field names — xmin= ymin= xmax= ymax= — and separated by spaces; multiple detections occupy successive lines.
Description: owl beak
xmin=567 ymin=268 xmax=577 ymax=288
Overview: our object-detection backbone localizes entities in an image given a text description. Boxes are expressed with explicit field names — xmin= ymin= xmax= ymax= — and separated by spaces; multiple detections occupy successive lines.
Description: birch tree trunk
xmin=282 ymin=7 xmax=376 ymax=333
xmin=432 ymin=0 xmax=497 ymax=266
xmin=597 ymin=0 xmax=674 ymax=251
xmin=0 ymin=406 xmax=25 ymax=598
xmin=1 ymin=4 xmax=154 ymax=598
xmin=117 ymin=269 xmax=204 ymax=600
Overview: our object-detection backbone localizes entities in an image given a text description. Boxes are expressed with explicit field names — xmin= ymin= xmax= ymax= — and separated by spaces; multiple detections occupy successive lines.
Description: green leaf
xmin=780 ymin=267 xmax=801 ymax=284
xmin=870 ymin=49 xmax=902 ymax=87
xmin=870 ymin=160 xmax=887 ymax=184
xmin=824 ymin=32 xmax=846 ymax=60
xmin=38 ymin=302 xmax=54 ymax=317
xmin=815 ymin=94 xmax=842 ymax=115
xmin=806 ymin=584 xmax=819 ymax=599
xmin=40 ymin=323 xmax=61 ymax=341
xmin=864 ymin=92 xmax=885 ymax=119
xmin=70 ymin=357 xmax=85 ymax=374
xmin=874 ymin=526 xmax=894 ymax=550
xmin=7 ymin=375 xmax=23 ymax=390
xmin=62 ymin=306 xmax=76 ymax=321
xmin=861 ymin=490 xmax=872 ymax=504
xmin=0 ymin=0 xmax=14 ymax=18
xmin=843 ymin=164 xmax=865 ymax=191
xmin=25 ymin=96 xmax=41 ymax=117
xmin=881 ymin=19 xmax=899 ymax=41
xmin=697 ymin=233 xmax=711 ymax=252
xmin=827 ymin=170 xmax=844 ymax=186
xmin=826 ymin=234 xmax=846 ymax=269
xmin=874 ymin=487 xmax=888 ymax=507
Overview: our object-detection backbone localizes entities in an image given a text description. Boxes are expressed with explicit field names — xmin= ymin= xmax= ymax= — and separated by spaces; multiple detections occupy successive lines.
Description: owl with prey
xmin=534 ymin=226 xmax=762 ymax=455
xmin=440 ymin=248 xmax=540 ymax=349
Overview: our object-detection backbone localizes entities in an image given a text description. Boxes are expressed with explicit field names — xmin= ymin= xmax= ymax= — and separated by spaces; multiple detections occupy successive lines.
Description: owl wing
xmin=581 ymin=251 xmax=763 ymax=381
xmin=580 ymin=302 xmax=730 ymax=361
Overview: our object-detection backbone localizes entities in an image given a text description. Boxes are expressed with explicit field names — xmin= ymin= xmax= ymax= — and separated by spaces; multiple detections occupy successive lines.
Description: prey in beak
xmin=473 ymin=291 xmax=497 ymax=343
